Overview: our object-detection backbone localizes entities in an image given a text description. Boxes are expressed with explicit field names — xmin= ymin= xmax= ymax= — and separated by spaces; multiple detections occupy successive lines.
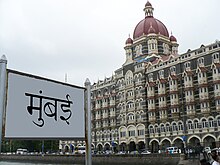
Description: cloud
xmin=0 ymin=0 xmax=220 ymax=87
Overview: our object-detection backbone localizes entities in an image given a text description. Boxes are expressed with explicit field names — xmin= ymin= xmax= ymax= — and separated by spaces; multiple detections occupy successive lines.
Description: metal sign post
xmin=85 ymin=78 xmax=92 ymax=165
xmin=0 ymin=55 xmax=7 ymax=152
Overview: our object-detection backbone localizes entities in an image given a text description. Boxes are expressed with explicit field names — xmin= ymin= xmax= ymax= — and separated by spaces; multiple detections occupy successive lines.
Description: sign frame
xmin=5 ymin=69 xmax=85 ymax=139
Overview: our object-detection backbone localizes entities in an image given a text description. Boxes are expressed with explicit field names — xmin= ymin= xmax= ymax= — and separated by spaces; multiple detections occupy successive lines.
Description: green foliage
xmin=1 ymin=139 xmax=59 ymax=153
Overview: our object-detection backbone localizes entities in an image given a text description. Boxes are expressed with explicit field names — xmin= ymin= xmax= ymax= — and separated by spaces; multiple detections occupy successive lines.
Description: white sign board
xmin=5 ymin=70 xmax=85 ymax=139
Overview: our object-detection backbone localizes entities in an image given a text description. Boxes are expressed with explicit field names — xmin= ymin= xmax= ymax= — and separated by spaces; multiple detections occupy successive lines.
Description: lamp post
xmin=0 ymin=55 xmax=7 ymax=153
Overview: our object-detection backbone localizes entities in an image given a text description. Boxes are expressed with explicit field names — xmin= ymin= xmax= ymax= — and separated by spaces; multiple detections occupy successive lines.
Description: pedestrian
xmin=211 ymin=154 xmax=220 ymax=165
xmin=200 ymin=159 xmax=211 ymax=165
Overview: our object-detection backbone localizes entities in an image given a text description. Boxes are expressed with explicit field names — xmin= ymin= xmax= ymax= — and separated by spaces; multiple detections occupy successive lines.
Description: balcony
xmin=110 ymin=100 xmax=115 ymax=106
xmin=102 ymin=103 xmax=108 ymax=108
xmin=149 ymin=116 xmax=156 ymax=123
xmin=186 ymin=110 xmax=196 ymax=118
xmin=95 ymin=115 xmax=101 ymax=120
xmin=103 ymin=114 xmax=108 ymax=119
xmin=159 ymin=115 xmax=168 ymax=122
xmin=110 ymin=112 xmax=116 ymax=117
xmin=128 ymin=120 xmax=135 ymax=124
xmin=201 ymin=108 xmax=210 ymax=117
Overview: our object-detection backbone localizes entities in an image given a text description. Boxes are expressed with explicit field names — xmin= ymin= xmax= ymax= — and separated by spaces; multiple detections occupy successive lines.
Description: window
xmin=217 ymin=117 xmax=220 ymax=127
xmin=149 ymin=126 xmax=154 ymax=133
xmin=208 ymin=119 xmax=214 ymax=128
xmin=159 ymin=70 xmax=164 ymax=79
xmin=128 ymin=113 xmax=134 ymax=120
xmin=172 ymin=123 xmax=178 ymax=131
xmin=202 ymin=119 xmax=208 ymax=128
xmin=128 ymin=130 xmax=135 ymax=136
xmin=194 ymin=120 xmax=199 ymax=129
xmin=170 ymin=66 xmax=176 ymax=75
xmin=187 ymin=121 xmax=193 ymax=130
xmin=148 ymin=73 xmax=153 ymax=82
xmin=185 ymin=62 xmax=191 ymax=70
xmin=198 ymin=57 xmax=204 ymax=66
xmin=216 ymin=100 xmax=220 ymax=106
xmin=166 ymin=124 xmax=170 ymax=132
xmin=212 ymin=52 xmax=219 ymax=63
xmin=138 ymin=129 xmax=144 ymax=136
xmin=155 ymin=126 xmax=159 ymax=133
xmin=178 ymin=123 xmax=183 ymax=131
xmin=161 ymin=125 xmax=165 ymax=133
xmin=120 ymin=131 xmax=126 ymax=137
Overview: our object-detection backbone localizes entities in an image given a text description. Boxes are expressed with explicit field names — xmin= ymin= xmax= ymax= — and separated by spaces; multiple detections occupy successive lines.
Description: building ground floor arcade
xmin=59 ymin=133 xmax=220 ymax=154
xmin=60 ymin=115 xmax=220 ymax=153
xmin=91 ymin=133 xmax=220 ymax=153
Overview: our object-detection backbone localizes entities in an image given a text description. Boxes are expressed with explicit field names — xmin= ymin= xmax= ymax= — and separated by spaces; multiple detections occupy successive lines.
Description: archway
xmin=97 ymin=144 xmax=103 ymax=152
xmin=138 ymin=141 xmax=145 ymax=151
xmin=64 ymin=145 xmax=69 ymax=152
xmin=119 ymin=142 xmax=126 ymax=152
xmin=203 ymin=135 xmax=216 ymax=148
xmin=129 ymin=141 xmax=136 ymax=152
xmin=150 ymin=140 xmax=159 ymax=153
xmin=161 ymin=139 xmax=171 ymax=151
xmin=188 ymin=137 xmax=200 ymax=149
xmin=104 ymin=143 xmax=111 ymax=151
xmin=173 ymin=138 xmax=184 ymax=152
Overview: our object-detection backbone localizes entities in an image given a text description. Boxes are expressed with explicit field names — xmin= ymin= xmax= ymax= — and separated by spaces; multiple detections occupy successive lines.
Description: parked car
xmin=129 ymin=150 xmax=139 ymax=155
xmin=166 ymin=147 xmax=179 ymax=154
xmin=16 ymin=148 xmax=28 ymax=155
xmin=141 ymin=150 xmax=151 ymax=155
xmin=104 ymin=150 xmax=113 ymax=155
xmin=116 ymin=151 xmax=126 ymax=155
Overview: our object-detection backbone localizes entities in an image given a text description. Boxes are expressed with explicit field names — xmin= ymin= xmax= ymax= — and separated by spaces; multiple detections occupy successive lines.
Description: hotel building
xmin=60 ymin=1 xmax=220 ymax=153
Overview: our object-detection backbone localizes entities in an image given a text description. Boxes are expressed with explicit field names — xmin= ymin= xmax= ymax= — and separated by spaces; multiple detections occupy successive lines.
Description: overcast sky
xmin=0 ymin=0 xmax=219 ymax=87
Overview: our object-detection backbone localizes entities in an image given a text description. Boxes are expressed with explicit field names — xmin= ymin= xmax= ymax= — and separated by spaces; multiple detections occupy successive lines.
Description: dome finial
xmin=144 ymin=1 xmax=154 ymax=17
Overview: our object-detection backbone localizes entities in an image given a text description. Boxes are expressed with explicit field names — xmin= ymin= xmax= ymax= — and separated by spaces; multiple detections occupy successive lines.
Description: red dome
xmin=125 ymin=37 xmax=133 ymax=44
xmin=170 ymin=35 xmax=177 ymax=42
xmin=133 ymin=17 xmax=169 ymax=39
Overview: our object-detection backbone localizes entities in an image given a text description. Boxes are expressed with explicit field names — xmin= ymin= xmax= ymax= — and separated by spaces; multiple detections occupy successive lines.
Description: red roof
xmin=125 ymin=37 xmax=133 ymax=44
xmin=170 ymin=35 xmax=177 ymax=42
xmin=170 ymin=75 xmax=178 ymax=80
xmin=133 ymin=17 xmax=169 ymax=39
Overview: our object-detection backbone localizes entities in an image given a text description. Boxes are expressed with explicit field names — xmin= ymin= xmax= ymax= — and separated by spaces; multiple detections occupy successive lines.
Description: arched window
xmin=155 ymin=125 xmax=159 ymax=133
xmin=194 ymin=120 xmax=199 ymax=129
xmin=166 ymin=123 xmax=170 ymax=132
xmin=161 ymin=124 xmax=165 ymax=133
xmin=202 ymin=119 xmax=208 ymax=128
xmin=149 ymin=125 xmax=154 ymax=134
xmin=217 ymin=116 xmax=220 ymax=127
xmin=184 ymin=62 xmax=191 ymax=71
xmin=187 ymin=121 xmax=193 ymax=130
xmin=197 ymin=57 xmax=204 ymax=67
xmin=172 ymin=123 xmax=178 ymax=131
xmin=208 ymin=118 xmax=214 ymax=128
xmin=178 ymin=122 xmax=183 ymax=131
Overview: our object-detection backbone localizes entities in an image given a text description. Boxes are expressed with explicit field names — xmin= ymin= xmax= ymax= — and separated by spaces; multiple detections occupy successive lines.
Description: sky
xmin=0 ymin=0 xmax=220 ymax=87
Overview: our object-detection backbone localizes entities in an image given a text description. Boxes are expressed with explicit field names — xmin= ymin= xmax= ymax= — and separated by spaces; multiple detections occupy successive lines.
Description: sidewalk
xmin=178 ymin=159 xmax=200 ymax=165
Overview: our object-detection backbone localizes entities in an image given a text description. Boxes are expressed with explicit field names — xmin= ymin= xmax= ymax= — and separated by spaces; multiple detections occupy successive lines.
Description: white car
xmin=141 ymin=150 xmax=151 ymax=155
xmin=16 ymin=148 xmax=28 ymax=155
xmin=166 ymin=147 xmax=179 ymax=154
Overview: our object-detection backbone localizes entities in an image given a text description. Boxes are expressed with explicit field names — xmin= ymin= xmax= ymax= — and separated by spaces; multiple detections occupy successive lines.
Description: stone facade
xmin=60 ymin=1 xmax=220 ymax=153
